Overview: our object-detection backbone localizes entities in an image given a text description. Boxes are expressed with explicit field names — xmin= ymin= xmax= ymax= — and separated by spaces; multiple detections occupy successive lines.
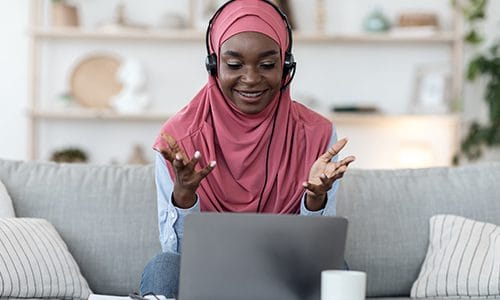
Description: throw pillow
xmin=411 ymin=214 xmax=500 ymax=298
xmin=0 ymin=179 xmax=15 ymax=217
xmin=0 ymin=218 xmax=92 ymax=299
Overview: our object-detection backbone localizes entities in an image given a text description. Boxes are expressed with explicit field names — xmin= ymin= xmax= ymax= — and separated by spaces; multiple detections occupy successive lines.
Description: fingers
xmin=157 ymin=134 xmax=216 ymax=191
xmin=332 ymin=165 xmax=348 ymax=179
xmin=303 ymin=173 xmax=336 ymax=198
xmin=320 ymin=138 xmax=348 ymax=162
xmin=183 ymin=151 xmax=217 ymax=178
xmin=154 ymin=133 xmax=182 ymax=163
xmin=330 ymin=156 xmax=355 ymax=179
xmin=322 ymin=155 xmax=355 ymax=177
xmin=302 ymin=181 xmax=326 ymax=198
xmin=162 ymin=133 xmax=181 ymax=154
xmin=338 ymin=155 xmax=356 ymax=167
xmin=319 ymin=173 xmax=331 ymax=186
xmin=305 ymin=154 xmax=355 ymax=194
xmin=185 ymin=151 xmax=201 ymax=170
xmin=173 ymin=149 xmax=216 ymax=182
xmin=160 ymin=133 xmax=189 ymax=164
xmin=196 ymin=161 xmax=217 ymax=180
xmin=172 ymin=152 xmax=185 ymax=169
xmin=154 ymin=146 xmax=175 ymax=162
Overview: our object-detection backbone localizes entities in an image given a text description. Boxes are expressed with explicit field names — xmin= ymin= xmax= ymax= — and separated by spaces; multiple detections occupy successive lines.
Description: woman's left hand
xmin=303 ymin=138 xmax=355 ymax=211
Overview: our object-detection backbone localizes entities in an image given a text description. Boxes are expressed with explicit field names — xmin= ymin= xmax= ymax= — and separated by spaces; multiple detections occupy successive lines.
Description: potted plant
xmin=453 ymin=0 xmax=500 ymax=163
xmin=50 ymin=147 xmax=88 ymax=163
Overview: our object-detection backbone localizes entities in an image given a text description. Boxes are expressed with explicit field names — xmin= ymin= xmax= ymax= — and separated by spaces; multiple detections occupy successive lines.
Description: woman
xmin=141 ymin=0 xmax=355 ymax=297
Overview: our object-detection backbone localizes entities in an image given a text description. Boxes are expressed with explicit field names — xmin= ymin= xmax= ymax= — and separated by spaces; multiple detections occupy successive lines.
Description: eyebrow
xmin=222 ymin=50 xmax=279 ymax=58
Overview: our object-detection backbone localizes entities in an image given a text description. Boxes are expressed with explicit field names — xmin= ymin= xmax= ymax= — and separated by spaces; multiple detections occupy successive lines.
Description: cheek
xmin=269 ymin=73 xmax=283 ymax=90
xmin=218 ymin=71 xmax=236 ymax=94
xmin=269 ymin=64 xmax=284 ymax=89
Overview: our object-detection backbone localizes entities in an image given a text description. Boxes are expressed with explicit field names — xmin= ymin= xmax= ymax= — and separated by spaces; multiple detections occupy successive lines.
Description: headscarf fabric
xmin=154 ymin=0 xmax=332 ymax=214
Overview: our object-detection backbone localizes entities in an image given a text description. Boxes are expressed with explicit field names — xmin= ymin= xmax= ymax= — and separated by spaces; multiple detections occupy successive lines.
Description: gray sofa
xmin=1 ymin=158 xmax=499 ymax=299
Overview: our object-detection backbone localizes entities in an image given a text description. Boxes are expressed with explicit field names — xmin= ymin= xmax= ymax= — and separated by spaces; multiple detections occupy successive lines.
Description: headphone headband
xmin=205 ymin=0 xmax=295 ymax=77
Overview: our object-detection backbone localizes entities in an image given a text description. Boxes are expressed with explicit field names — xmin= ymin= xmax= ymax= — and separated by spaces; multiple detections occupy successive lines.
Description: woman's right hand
xmin=154 ymin=133 xmax=216 ymax=209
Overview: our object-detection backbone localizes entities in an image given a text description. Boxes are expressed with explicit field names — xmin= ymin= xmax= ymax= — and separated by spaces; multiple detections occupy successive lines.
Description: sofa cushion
xmin=0 ymin=178 xmax=15 ymax=217
xmin=335 ymin=162 xmax=500 ymax=297
xmin=411 ymin=214 xmax=500 ymax=298
xmin=0 ymin=218 xmax=92 ymax=299
xmin=0 ymin=159 xmax=161 ymax=295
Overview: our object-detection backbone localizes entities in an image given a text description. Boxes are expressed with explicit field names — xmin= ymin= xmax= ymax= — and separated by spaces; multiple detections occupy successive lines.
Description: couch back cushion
xmin=0 ymin=159 xmax=160 ymax=295
xmin=336 ymin=162 xmax=500 ymax=297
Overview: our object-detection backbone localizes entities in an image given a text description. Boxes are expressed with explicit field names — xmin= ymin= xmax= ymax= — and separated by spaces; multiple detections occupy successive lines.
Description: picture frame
xmin=411 ymin=64 xmax=451 ymax=114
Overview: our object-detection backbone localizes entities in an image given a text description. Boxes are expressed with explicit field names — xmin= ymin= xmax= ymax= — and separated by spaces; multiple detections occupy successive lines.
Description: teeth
xmin=238 ymin=91 xmax=264 ymax=98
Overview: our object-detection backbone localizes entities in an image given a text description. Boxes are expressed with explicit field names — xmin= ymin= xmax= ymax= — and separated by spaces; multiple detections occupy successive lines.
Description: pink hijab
xmin=154 ymin=0 xmax=332 ymax=214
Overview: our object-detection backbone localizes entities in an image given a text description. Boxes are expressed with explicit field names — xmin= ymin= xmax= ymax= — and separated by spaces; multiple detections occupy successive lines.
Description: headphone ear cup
xmin=283 ymin=52 xmax=296 ymax=76
xmin=205 ymin=53 xmax=218 ymax=76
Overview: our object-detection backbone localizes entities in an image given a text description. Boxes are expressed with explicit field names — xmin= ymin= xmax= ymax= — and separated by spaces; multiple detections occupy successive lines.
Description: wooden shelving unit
xmin=28 ymin=108 xmax=170 ymax=122
xmin=29 ymin=27 xmax=205 ymax=41
xmin=326 ymin=113 xmax=460 ymax=125
xmin=27 ymin=0 xmax=464 ymax=164
xmin=28 ymin=107 xmax=459 ymax=126
xmin=30 ymin=27 xmax=456 ymax=43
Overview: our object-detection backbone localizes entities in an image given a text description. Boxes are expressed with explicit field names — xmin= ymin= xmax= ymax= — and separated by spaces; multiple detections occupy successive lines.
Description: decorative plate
xmin=70 ymin=54 xmax=123 ymax=108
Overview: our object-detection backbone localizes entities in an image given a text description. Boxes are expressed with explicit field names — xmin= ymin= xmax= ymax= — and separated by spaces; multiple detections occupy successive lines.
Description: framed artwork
xmin=411 ymin=64 xmax=451 ymax=114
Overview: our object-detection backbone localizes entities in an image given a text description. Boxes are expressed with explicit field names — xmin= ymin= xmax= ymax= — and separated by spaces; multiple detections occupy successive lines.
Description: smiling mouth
xmin=235 ymin=90 xmax=267 ymax=100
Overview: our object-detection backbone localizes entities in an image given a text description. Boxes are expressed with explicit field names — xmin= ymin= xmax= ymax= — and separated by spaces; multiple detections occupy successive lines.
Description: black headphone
xmin=205 ymin=0 xmax=296 ymax=79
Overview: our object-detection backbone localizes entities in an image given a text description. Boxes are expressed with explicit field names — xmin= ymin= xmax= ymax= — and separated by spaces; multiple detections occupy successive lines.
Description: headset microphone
xmin=205 ymin=0 xmax=296 ymax=212
xmin=281 ymin=61 xmax=296 ymax=92
xmin=205 ymin=0 xmax=296 ymax=82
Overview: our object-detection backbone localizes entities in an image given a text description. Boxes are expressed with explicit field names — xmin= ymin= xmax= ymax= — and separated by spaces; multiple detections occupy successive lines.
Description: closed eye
xmin=260 ymin=63 xmax=276 ymax=70
xmin=227 ymin=62 xmax=242 ymax=69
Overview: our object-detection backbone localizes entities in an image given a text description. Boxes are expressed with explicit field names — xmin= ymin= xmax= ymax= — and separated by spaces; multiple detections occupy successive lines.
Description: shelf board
xmin=30 ymin=27 xmax=456 ymax=43
xmin=29 ymin=27 xmax=205 ymax=41
xmin=29 ymin=108 xmax=459 ymax=124
xmin=326 ymin=113 xmax=460 ymax=124
xmin=29 ymin=108 xmax=170 ymax=122
xmin=295 ymin=32 xmax=456 ymax=43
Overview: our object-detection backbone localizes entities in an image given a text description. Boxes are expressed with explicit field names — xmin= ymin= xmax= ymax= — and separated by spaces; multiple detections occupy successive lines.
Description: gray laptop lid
xmin=178 ymin=213 xmax=348 ymax=300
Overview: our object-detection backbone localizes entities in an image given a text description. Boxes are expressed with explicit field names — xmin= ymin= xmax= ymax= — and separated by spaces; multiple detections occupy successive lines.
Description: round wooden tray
xmin=70 ymin=54 xmax=123 ymax=109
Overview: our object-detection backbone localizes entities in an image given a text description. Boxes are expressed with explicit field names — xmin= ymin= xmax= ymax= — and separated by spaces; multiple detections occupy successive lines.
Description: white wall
xmin=1 ymin=0 xmax=499 ymax=166
xmin=0 ymin=0 xmax=29 ymax=160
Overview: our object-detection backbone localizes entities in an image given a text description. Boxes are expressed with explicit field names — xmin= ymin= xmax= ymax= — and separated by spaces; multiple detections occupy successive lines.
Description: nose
xmin=240 ymin=66 xmax=261 ymax=84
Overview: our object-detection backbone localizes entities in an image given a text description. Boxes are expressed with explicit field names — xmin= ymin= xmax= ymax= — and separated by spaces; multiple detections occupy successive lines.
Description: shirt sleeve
xmin=155 ymin=152 xmax=200 ymax=254
xmin=300 ymin=124 xmax=339 ymax=217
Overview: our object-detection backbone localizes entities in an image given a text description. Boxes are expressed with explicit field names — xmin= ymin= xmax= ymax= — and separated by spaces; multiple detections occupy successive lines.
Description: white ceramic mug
xmin=321 ymin=270 xmax=366 ymax=300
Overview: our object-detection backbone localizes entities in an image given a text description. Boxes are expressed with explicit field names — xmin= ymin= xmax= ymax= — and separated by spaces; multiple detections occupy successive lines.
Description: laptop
xmin=178 ymin=213 xmax=348 ymax=300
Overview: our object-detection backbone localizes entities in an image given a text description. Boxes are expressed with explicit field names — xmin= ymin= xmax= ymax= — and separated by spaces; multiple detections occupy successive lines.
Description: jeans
xmin=140 ymin=252 xmax=180 ymax=298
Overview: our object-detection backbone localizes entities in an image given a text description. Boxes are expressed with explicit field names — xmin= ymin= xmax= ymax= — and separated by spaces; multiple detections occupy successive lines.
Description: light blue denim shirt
xmin=155 ymin=125 xmax=339 ymax=253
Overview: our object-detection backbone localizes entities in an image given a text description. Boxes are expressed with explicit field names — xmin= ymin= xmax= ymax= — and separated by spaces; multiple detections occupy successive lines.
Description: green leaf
xmin=467 ymin=57 xmax=481 ymax=80
xmin=465 ymin=30 xmax=484 ymax=44
xmin=463 ymin=0 xmax=487 ymax=20
xmin=457 ymin=0 xmax=500 ymax=160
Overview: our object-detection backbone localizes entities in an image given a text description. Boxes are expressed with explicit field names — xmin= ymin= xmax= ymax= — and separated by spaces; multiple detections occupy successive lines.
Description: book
xmin=332 ymin=105 xmax=380 ymax=113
